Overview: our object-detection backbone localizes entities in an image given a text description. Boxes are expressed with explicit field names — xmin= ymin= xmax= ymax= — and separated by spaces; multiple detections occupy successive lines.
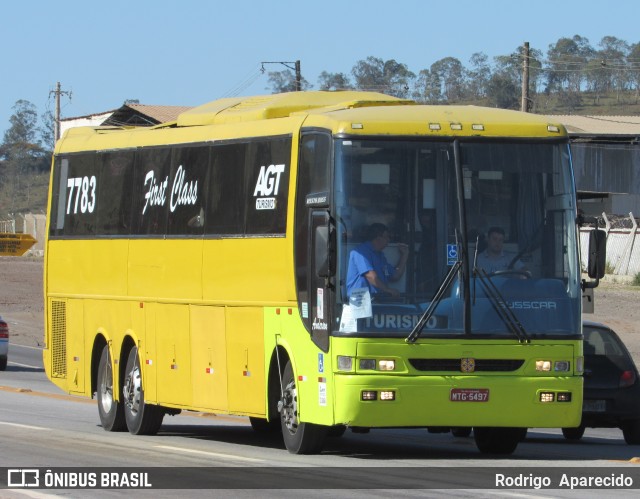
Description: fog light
xmin=380 ymin=391 xmax=395 ymax=401
xmin=536 ymin=360 xmax=551 ymax=371
xmin=359 ymin=359 xmax=376 ymax=370
xmin=554 ymin=361 xmax=570 ymax=372
xmin=540 ymin=392 xmax=555 ymax=403
xmin=338 ymin=356 xmax=353 ymax=371
xmin=378 ymin=360 xmax=395 ymax=371
xmin=361 ymin=391 xmax=377 ymax=401
xmin=557 ymin=392 xmax=572 ymax=402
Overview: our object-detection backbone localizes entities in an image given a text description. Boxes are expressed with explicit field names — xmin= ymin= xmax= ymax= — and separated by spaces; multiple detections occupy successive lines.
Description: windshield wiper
xmin=406 ymin=260 xmax=462 ymax=343
xmin=473 ymin=266 xmax=531 ymax=344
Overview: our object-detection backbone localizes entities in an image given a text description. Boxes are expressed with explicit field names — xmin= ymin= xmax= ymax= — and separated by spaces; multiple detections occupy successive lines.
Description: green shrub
xmin=605 ymin=261 xmax=616 ymax=275
xmin=633 ymin=272 xmax=640 ymax=287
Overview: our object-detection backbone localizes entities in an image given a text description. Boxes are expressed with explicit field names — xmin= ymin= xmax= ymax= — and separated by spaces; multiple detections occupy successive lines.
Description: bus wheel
xmin=123 ymin=346 xmax=164 ymax=435
xmin=96 ymin=345 xmax=126 ymax=431
xmin=562 ymin=425 xmax=585 ymax=441
xmin=279 ymin=361 xmax=327 ymax=454
xmin=474 ymin=427 xmax=522 ymax=454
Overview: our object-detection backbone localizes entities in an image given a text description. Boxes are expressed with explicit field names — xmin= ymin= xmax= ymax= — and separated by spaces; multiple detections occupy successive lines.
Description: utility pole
xmin=261 ymin=60 xmax=302 ymax=91
xmin=50 ymin=82 xmax=72 ymax=141
xmin=521 ymin=42 xmax=530 ymax=113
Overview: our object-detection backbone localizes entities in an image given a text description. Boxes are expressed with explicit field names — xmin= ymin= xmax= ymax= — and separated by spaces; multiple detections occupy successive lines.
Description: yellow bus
xmin=43 ymin=91 xmax=602 ymax=455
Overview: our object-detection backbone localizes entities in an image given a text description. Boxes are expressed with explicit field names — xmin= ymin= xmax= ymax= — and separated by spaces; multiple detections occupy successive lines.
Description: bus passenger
xmin=346 ymin=223 xmax=408 ymax=298
xmin=476 ymin=226 xmax=526 ymax=274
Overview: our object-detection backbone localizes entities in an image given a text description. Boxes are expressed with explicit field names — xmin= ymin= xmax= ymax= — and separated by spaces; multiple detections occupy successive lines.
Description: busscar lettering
xmin=143 ymin=166 xmax=198 ymax=215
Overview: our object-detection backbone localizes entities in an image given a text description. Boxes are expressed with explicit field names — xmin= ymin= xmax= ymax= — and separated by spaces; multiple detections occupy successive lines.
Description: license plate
xmin=450 ymin=388 xmax=489 ymax=402
xmin=583 ymin=399 xmax=606 ymax=412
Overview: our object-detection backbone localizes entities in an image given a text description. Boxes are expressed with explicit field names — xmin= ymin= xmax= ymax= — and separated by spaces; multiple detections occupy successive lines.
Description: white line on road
xmin=0 ymin=421 xmax=50 ymax=431
xmin=9 ymin=361 xmax=42 ymax=369
xmin=155 ymin=445 xmax=263 ymax=463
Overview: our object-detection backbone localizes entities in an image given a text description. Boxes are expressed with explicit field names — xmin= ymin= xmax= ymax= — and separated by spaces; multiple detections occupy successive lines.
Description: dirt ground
xmin=1 ymin=256 xmax=639 ymax=363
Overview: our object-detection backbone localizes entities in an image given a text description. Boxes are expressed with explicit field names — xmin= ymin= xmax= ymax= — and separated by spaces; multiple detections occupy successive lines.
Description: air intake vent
xmin=409 ymin=358 xmax=524 ymax=372
xmin=50 ymin=300 xmax=67 ymax=378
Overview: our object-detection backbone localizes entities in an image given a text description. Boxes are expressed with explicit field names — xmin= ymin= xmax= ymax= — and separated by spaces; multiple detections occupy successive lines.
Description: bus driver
xmin=346 ymin=223 xmax=408 ymax=298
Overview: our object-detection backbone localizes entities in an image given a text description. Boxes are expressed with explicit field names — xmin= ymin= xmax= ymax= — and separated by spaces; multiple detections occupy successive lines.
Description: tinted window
xmin=245 ymin=137 xmax=291 ymax=235
xmin=97 ymin=152 xmax=135 ymax=235
xmin=167 ymin=146 xmax=209 ymax=236
xmin=131 ymin=148 xmax=171 ymax=236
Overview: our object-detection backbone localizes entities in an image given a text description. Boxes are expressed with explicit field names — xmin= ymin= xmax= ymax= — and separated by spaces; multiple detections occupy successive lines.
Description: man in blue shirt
xmin=476 ymin=226 xmax=526 ymax=274
xmin=346 ymin=223 xmax=408 ymax=298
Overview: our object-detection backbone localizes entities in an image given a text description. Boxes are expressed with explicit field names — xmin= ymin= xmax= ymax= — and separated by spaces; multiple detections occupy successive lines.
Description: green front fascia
xmin=266 ymin=308 xmax=582 ymax=429
xmin=330 ymin=337 xmax=583 ymax=429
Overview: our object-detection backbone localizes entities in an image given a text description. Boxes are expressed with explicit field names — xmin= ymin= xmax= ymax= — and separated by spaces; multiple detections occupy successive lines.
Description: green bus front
xmin=293 ymin=131 xmax=583 ymax=453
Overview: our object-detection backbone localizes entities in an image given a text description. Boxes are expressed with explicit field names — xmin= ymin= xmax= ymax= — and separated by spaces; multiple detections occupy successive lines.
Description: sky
xmin=1 ymin=0 xmax=639 ymax=141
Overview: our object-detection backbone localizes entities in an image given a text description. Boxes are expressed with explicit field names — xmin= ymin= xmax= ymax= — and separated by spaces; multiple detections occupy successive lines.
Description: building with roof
xmin=546 ymin=115 xmax=640 ymax=218
xmin=60 ymin=103 xmax=192 ymax=137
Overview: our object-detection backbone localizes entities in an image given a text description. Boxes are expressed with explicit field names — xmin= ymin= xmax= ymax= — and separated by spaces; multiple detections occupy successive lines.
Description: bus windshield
xmin=334 ymin=138 xmax=580 ymax=339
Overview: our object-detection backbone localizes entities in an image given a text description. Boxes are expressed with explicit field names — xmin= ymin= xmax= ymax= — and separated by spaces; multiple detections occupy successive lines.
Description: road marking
xmin=155 ymin=445 xmax=263 ymax=463
xmin=0 ymin=421 xmax=50 ymax=431
xmin=9 ymin=361 xmax=42 ymax=369
xmin=10 ymin=343 xmax=43 ymax=351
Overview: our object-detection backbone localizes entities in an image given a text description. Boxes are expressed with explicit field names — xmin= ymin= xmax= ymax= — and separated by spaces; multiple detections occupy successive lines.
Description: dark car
xmin=562 ymin=321 xmax=640 ymax=444
xmin=0 ymin=316 xmax=8 ymax=371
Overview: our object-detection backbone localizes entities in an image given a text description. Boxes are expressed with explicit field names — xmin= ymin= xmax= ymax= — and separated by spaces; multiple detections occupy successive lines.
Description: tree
xmin=466 ymin=52 xmax=491 ymax=99
xmin=317 ymin=71 xmax=354 ymax=91
xmin=486 ymin=73 xmax=519 ymax=109
xmin=546 ymin=35 xmax=594 ymax=93
xmin=266 ymin=70 xmax=310 ymax=93
xmin=597 ymin=36 xmax=630 ymax=102
xmin=351 ymin=56 xmax=415 ymax=98
xmin=0 ymin=100 xmax=51 ymax=212
xmin=629 ymin=43 xmax=640 ymax=103
xmin=428 ymin=57 xmax=466 ymax=102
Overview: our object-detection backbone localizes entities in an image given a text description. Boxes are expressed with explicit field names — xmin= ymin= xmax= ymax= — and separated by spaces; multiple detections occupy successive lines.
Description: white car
xmin=0 ymin=316 xmax=8 ymax=370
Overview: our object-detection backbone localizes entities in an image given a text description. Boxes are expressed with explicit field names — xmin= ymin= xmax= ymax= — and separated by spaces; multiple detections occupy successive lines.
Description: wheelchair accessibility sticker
xmin=447 ymin=244 xmax=458 ymax=266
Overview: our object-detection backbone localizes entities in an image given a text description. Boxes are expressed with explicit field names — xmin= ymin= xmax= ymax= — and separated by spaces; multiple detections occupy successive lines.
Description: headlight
xmin=536 ymin=360 xmax=551 ymax=371
xmin=337 ymin=356 xmax=353 ymax=371
xmin=378 ymin=360 xmax=395 ymax=371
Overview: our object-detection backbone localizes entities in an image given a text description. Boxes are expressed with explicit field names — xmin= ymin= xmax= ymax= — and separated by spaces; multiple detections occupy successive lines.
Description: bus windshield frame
xmin=332 ymin=136 xmax=581 ymax=340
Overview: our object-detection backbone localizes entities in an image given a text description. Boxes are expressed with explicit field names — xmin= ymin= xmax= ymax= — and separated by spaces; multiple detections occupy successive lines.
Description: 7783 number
xmin=66 ymin=176 xmax=97 ymax=214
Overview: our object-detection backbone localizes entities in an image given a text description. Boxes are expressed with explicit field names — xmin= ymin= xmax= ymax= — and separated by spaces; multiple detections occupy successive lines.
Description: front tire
xmin=280 ymin=360 xmax=327 ymax=454
xmin=562 ymin=425 xmax=585 ymax=441
xmin=451 ymin=427 xmax=472 ymax=438
xmin=96 ymin=345 xmax=126 ymax=431
xmin=474 ymin=427 xmax=523 ymax=454
xmin=622 ymin=420 xmax=640 ymax=445
xmin=123 ymin=346 xmax=164 ymax=435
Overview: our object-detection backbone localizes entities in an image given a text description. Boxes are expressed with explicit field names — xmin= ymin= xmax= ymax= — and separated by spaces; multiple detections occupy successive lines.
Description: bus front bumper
xmin=333 ymin=374 xmax=582 ymax=428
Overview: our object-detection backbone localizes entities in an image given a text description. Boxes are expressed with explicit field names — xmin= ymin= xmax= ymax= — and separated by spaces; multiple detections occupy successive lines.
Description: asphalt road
xmin=1 ymin=346 xmax=640 ymax=498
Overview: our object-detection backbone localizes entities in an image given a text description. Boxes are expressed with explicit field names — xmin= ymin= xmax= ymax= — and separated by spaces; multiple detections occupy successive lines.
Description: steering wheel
xmin=489 ymin=269 xmax=532 ymax=279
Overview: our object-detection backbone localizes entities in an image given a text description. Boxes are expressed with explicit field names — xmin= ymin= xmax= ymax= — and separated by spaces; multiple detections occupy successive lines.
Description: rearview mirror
xmin=587 ymin=229 xmax=606 ymax=279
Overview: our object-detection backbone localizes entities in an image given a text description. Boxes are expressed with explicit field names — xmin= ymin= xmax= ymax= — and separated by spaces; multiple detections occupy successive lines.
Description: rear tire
xmin=280 ymin=360 xmax=327 ymax=454
xmin=0 ymin=356 xmax=7 ymax=371
xmin=123 ymin=346 xmax=164 ymax=435
xmin=562 ymin=425 xmax=585 ymax=441
xmin=96 ymin=345 xmax=126 ymax=431
xmin=622 ymin=420 xmax=640 ymax=445
xmin=474 ymin=427 xmax=522 ymax=454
